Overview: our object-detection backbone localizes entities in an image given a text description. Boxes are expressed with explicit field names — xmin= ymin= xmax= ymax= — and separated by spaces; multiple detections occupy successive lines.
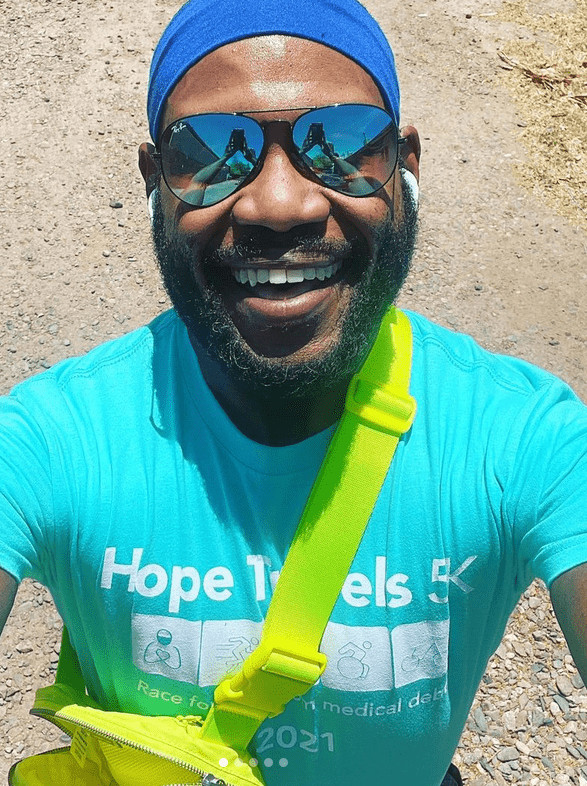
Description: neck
xmin=189 ymin=335 xmax=349 ymax=446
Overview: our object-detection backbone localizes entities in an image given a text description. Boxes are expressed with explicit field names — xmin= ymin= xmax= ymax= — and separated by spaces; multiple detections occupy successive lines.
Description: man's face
xmin=142 ymin=36 xmax=420 ymax=398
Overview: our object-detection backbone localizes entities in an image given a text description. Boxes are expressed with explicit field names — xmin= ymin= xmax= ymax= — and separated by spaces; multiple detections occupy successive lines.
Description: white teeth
xmin=286 ymin=269 xmax=305 ymax=283
xmin=269 ymin=269 xmax=287 ymax=284
xmin=232 ymin=260 xmax=342 ymax=286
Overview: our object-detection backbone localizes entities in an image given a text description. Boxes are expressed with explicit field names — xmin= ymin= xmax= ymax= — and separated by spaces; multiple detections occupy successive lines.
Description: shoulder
xmin=403 ymin=310 xmax=585 ymax=457
xmin=405 ymin=310 xmax=579 ymax=402
xmin=5 ymin=310 xmax=182 ymax=425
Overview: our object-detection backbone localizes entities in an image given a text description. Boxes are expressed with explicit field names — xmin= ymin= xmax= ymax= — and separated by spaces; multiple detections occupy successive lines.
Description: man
xmin=0 ymin=0 xmax=586 ymax=784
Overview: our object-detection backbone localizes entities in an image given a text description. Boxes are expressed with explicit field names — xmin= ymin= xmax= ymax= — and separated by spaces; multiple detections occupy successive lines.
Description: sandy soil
xmin=0 ymin=0 xmax=585 ymax=783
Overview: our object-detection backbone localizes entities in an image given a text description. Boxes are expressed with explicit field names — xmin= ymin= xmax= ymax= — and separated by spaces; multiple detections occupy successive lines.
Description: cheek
xmin=329 ymin=195 xmax=394 ymax=255
xmin=167 ymin=197 xmax=235 ymax=252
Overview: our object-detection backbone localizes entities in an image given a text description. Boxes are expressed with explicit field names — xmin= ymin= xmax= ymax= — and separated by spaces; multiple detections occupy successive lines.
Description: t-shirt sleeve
xmin=0 ymin=389 xmax=56 ymax=585
xmin=504 ymin=379 xmax=587 ymax=589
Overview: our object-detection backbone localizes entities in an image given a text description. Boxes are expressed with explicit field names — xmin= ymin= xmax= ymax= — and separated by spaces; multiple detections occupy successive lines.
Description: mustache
xmin=209 ymin=228 xmax=356 ymax=266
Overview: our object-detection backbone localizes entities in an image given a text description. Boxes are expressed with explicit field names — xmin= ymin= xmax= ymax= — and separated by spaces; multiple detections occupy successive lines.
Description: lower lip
xmin=224 ymin=274 xmax=342 ymax=324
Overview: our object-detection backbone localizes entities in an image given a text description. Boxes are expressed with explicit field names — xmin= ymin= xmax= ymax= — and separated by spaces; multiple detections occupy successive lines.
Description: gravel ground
xmin=0 ymin=0 xmax=585 ymax=783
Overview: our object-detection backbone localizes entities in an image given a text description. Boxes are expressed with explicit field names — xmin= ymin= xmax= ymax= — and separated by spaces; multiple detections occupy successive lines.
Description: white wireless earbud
xmin=402 ymin=170 xmax=419 ymax=207
xmin=148 ymin=188 xmax=158 ymax=222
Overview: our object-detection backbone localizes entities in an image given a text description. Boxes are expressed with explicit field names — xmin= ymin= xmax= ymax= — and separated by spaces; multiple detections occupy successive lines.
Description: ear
xmin=399 ymin=125 xmax=420 ymax=182
xmin=138 ymin=142 xmax=160 ymax=198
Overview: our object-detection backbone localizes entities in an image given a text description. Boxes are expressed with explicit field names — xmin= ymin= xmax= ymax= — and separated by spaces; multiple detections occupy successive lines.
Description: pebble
xmin=553 ymin=695 xmax=570 ymax=714
xmin=497 ymin=747 xmax=519 ymax=762
xmin=109 ymin=200 xmax=123 ymax=208
xmin=557 ymin=675 xmax=574 ymax=696
xmin=473 ymin=707 xmax=488 ymax=732
xmin=572 ymin=673 xmax=585 ymax=689
xmin=515 ymin=741 xmax=531 ymax=756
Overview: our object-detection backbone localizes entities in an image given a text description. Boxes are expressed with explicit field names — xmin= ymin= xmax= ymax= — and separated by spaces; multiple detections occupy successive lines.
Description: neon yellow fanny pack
xmin=9 ymin=307 xmax=416 ymax=786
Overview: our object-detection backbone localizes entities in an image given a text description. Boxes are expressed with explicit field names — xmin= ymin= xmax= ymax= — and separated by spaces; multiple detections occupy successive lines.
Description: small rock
xmin=515 ymin=741 xmax=530 ymax=756
xmin=102 ymin=250 xmax=111 ymax=257
xmin=497 ymin=747 xmax=519 ymax=763
xmin=109 ymin=200 xmax=123 ymax=208
xmin=473 ymin=706 xmax=488 ymax=732
xmin=556 ymin=674 xmax=574 ymax=696
xmin=480 ymin=758 xmax=495 ymax=776
xmin=572 ymin=673 xmax=584 ymax=690
xmin=531 ymin=709 xmax=551 ymax=728
xmin=503 ymin=709 xmax=518 ymax=731
xmin=541 ymin=757 xmax=555 ymax=771
xmin=553 ymin=694 xmax=570 ymax=713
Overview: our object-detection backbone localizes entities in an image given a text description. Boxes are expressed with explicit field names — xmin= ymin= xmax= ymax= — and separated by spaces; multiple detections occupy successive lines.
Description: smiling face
xmin=140 ymin=35 xmax=420 ymax=399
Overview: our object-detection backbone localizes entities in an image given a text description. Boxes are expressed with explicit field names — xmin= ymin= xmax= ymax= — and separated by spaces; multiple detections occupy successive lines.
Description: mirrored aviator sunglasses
xmin=155 ymin=103 xmax=405 ymax=208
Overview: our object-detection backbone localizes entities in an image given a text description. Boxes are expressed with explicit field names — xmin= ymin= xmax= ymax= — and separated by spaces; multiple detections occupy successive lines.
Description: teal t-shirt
xmin=1 ymin=309 xmax=586 ymax=786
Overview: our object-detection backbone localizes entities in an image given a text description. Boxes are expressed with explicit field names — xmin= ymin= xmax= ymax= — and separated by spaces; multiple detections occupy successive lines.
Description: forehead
xmin=163 ymin=35 xmax=385 ymax=127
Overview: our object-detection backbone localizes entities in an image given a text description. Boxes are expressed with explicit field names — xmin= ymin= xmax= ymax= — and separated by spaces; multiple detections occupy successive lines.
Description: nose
xmin=231 ymin=134 xmax=331 ymax=233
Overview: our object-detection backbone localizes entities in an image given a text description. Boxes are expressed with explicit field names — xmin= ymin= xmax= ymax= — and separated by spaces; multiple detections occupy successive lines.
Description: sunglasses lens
xmin=292 ymin=105 xmax=397 ymax=196
xmin=160 ymin=115 xmax=264 ymax=207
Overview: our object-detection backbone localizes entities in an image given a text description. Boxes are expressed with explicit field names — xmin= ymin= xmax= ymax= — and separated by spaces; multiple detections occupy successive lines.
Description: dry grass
xmin=497 ymin=0 xmax=587 ymax=230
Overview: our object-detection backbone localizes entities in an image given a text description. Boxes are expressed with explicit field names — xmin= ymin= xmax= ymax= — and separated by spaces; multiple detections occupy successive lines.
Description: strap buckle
xmin=214 ymin=642 xmax=327 ymax=720
xmin=345 ymin=376 xmax=416 ymax=435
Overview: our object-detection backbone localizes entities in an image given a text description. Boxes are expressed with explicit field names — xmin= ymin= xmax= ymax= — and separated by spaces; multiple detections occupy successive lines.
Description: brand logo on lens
xmin=171 ymin=121 xmax=186 ymax=134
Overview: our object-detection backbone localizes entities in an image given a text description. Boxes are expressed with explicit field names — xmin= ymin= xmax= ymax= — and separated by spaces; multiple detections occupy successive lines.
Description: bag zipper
xmin=30 ymin=708 xmax=237 ymax=786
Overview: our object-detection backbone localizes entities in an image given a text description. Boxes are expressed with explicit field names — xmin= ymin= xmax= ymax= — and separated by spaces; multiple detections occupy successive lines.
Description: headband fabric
xmin=147 ymin=0 xmax=400 ymax=142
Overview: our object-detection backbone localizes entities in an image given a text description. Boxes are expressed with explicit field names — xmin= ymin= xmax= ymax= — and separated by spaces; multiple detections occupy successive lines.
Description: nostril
xmin=231 ymin=161 xmax=331 ymax=231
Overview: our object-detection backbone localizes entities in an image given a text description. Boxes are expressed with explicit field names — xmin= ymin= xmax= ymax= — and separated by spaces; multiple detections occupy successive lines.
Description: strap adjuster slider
xmin=345 ymin=377 xmax=416 ymax=435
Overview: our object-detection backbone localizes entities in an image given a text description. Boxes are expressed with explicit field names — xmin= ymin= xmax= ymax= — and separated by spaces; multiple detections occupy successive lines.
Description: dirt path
xmin=0 ymin=0 xmax=585 ymax=782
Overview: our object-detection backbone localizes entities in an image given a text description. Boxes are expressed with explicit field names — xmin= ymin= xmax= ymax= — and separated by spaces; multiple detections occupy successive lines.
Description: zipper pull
xmin=175 ymin=714 xmax=204 ymax=728
xmin=201 ymin=776 xmax=227 ymax=786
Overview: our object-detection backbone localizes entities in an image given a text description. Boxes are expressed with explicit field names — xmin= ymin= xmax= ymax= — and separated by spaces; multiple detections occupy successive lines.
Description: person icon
xmin=336 ymin=641 xmax=372 ymax=679
xmin=143 ymin=628 xmax=182 ymax=670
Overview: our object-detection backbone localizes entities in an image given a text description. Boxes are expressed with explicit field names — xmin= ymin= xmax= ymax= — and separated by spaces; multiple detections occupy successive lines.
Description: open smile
xmin=208 ymin=253 xmax=352 ymax=351
xmin=227 ymin=260 xmax=343 ymax=303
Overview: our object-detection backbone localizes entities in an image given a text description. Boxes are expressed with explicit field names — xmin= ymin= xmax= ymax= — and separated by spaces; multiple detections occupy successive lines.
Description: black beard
xmin=151 ymin=174 xmax=418 ymax=399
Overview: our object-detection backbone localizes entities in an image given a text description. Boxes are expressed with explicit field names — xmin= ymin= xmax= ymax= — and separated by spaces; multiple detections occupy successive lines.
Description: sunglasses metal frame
xmin=152 ymin=103 xmax=406 ymax=208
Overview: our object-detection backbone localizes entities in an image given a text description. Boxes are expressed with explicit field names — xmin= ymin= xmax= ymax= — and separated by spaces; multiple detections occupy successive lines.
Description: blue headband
xmin=147 ymin=0 xmax=400 ymax=142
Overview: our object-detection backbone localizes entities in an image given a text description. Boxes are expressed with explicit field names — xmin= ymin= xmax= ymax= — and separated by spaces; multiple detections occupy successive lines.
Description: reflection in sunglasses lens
xmin=162 ymin=115 xmax=264 ymax=206
xmin=292 ymin=105 xmax=396 ymax=196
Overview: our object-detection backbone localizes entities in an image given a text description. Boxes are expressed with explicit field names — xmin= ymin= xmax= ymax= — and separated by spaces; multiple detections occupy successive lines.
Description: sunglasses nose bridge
xmin=231 ymin=131 xmax=332 ymax=232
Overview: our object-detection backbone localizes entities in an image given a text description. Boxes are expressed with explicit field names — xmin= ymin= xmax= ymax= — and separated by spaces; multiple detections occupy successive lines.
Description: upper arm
xmin=550 ymin=562 xmax=587 ymax=685
xmin=0 ymin=568 xmax=17 ymax=636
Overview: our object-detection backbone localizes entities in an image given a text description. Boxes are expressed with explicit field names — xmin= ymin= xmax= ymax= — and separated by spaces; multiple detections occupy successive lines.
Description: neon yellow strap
xmin=200 ymin=307 xmax=416 ymax=751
